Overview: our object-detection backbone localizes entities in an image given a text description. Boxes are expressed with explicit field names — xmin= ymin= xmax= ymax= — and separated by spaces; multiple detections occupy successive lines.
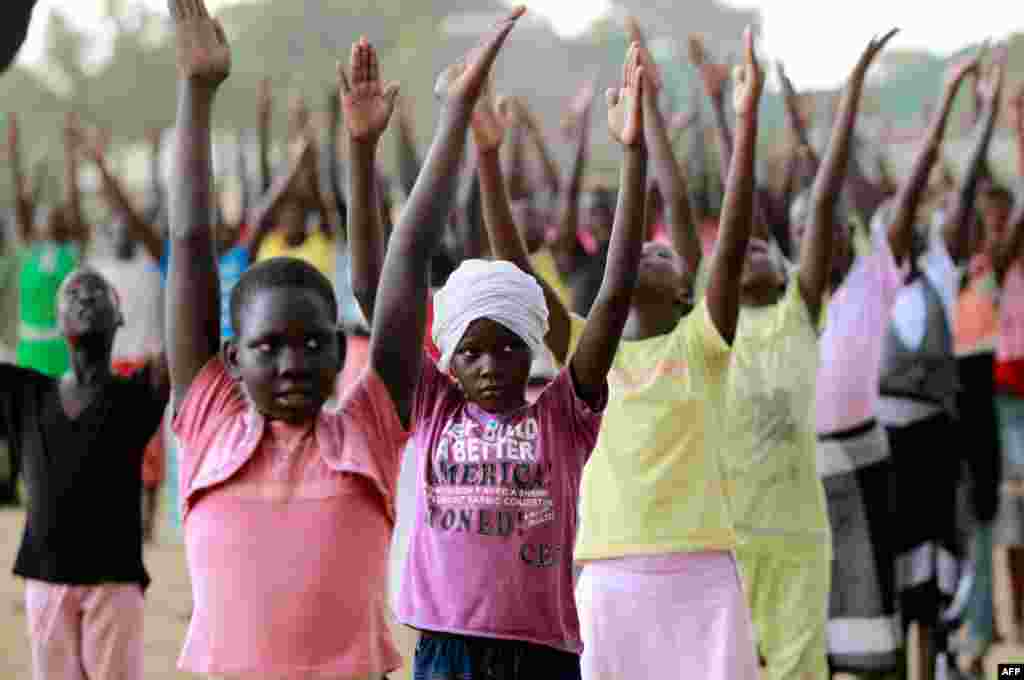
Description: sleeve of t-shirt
xmin=171 ymin=357 xmax=244 ymax=455
xmin=684 ymin=297 xmax=732 ymax=379
xmin=338 ymin=368 xmax=412 ymax=518
xmin=411 ymin=353 xmax=460 ymax=428
xmin=0 ymin=363 xmax=45 ymax=438
xmin=868 ymin=212 xmax=905 ymax=312
xmin=780 ymin=274 xmax=819 ymax=334
xmin=536 ymin=366 xmax=606 ymax=471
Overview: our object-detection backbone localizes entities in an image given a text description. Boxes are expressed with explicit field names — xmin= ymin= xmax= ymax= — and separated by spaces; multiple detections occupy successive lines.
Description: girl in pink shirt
xmin=348 ymin=37 xmax=651 ymax=679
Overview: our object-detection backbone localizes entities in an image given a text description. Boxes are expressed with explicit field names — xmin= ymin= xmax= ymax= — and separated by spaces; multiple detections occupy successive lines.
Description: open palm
xmin=340 ymin=38 xmax=398 ymax=143
xmin=169 ymin=0 xmax=230 ymax=88
xmin=434 ymin=6 xmax=525 ymax=113
xmin=607 ymin=44 xmax=645 ymax=147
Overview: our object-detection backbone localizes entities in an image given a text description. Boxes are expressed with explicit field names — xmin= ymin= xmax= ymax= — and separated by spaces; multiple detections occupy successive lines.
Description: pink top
xmin=816 ymin=221 xmax=904 ymax=435
xmin=997 ymin=262 xmax=1024 ymax=396
xmin=998 ymin=263 xmax=1024 ymax=363
xmin=398 ymin=360 xmax=604 ymax=653
xmin=173 ymin=358 xmax=410 ymax=678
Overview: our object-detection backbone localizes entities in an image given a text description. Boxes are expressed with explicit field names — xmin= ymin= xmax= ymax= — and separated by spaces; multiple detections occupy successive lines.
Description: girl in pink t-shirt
xmin=348 ymin=40 xmax=651 ymax=679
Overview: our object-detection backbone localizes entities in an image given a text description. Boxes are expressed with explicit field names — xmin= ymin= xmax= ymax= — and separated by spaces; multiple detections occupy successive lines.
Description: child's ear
xmin=222 ymin=340 xmax=242 ymax=380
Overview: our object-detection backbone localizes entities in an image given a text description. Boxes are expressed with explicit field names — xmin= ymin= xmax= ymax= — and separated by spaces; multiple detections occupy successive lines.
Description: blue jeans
xmin=413 ymin=631 xmax=581 ymax=680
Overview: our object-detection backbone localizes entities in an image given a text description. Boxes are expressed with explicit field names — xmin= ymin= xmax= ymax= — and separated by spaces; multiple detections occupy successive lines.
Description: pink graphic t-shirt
xmin=173 ymin=358 xmax=410 ymax=678
xmin=398 ymin=359 xmax=604 ymax=653
xmin=816 ymin=220 xmax=904 ymax=435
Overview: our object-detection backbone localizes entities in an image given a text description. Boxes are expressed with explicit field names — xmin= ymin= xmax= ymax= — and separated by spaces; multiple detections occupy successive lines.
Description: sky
xmin=16 ymin=0 xmax=1024 ymax=89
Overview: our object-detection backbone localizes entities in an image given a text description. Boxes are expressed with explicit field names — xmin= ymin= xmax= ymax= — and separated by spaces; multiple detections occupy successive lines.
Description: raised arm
xmin=706 ymin=28 xmax=762 ymax=344
xmin=640 ymin=49 xmax=700 ymax=277
xmin=887 ymin=54 xmax=980 ymax=262
xmin=943 ymin=56 xmax=1003 ymax=263
xmin=689 ymin=35 xmax=733 ymax=183
xmin=62 ymin=113 xmax=85 ymax=241
xmin=371 ymin=7 xmax=525 ymax=426
xmin=569 ymin=43 xmax=649 ymax=405
xmin=324 ymin=84 xmax=346 ymax=221
xmin=518 ymin=99 xmax=561 ymax=197
xmin=800 ymin=31 xmax=897 ymax=319
xmin=339 ymin=37 xmax=398 ymax=324
xmin=8 ymin=114 xmax=34 ymax=244
xmin=550 ymin=81 xmax=595 ymax=275
xmin=243 ymin=137 xmax=314 ymax=254
xmin=166 ymin=0 xmax=230 ymax=402
xmin=257 ymin=77 xmax=272 ymax=193
xmin=778 ymin=61 xmax=819 ymax=170
xmin=395 ymin=96 xmax=422 ymax=198
xmin=142 ymin=127 xmax=166 ymax=227
xmin=72 ymin=123 xmax=165 ymax=261
xmin=473 ymin=79 xmax=573 ymax=364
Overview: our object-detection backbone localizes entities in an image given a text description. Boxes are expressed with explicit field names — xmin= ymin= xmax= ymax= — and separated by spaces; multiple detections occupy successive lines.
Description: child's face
xmin=740 ymin=237 xmax=786 ymax=292
xmin=636 ymin=241 xmax=693 ymax=307
xmin=225 ymin=286 xmax=343 ymax=424
xmin=57 ymin=269 xmax=122 ymax=339
xmin=451 ymin=318 xmax=531 ymax=414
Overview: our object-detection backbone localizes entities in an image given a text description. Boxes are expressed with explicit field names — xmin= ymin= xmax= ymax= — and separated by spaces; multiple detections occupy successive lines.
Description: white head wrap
xmin=431 ymin=259 xmax=549 ymax=373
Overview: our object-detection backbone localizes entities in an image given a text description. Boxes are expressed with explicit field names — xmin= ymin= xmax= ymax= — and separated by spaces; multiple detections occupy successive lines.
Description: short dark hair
xmin=230 ymin=257 xmax=339 ymax=337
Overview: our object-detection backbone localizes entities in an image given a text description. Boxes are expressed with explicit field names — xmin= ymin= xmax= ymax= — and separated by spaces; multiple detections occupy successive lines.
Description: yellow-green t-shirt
xmin=529 ymin=247 xmax=573 ymax=312
xmin=572 ymin=298 xmax=737 ymax=561
xmin=721 ymin=279 xmax=831 ymax=561
xmin=256 ymin=228 xmax=336 ymax=280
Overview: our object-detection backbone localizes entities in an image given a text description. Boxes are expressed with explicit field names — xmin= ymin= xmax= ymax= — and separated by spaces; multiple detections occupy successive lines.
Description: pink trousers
xmin=576 ymin=551 xmax=760 ymax=680
xmin=24 ymin=579 xmax=144 ymax=680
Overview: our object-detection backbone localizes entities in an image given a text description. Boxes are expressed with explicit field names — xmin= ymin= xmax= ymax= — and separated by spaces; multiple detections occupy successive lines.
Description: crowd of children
xmin=3 ymin=1 xmax=1024 ymax=678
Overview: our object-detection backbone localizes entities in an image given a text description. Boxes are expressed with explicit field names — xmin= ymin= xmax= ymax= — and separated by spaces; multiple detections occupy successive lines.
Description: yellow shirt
xmin=256 ymin=228 xmax=336 ymax=279
xmin=722 ymin=279 xmax=831 ymax=560
xmin=529 ymin=248 xmax=573 ymax=311
xmin=573 ymin=299 xmax=737 ymax=561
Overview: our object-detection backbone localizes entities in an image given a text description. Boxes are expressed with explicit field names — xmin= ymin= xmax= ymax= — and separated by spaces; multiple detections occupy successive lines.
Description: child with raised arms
xmin=483 ymin=33 xmax=763 ymax=679
xmin=345 ymin=27 xmax=651 ymax=680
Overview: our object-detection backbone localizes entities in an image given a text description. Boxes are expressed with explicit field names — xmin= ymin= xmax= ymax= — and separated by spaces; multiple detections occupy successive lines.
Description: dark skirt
xmin=886 ymin=410 xmax=961 ymax=626
xmin=818 ymin=420 xmax=902 ymax=673
xmin=413 ymin=630 xmax=581 ymax=680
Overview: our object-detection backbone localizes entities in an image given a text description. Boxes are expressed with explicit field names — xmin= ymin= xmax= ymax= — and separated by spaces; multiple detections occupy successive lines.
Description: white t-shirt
xmin=89 ymin=251 xmax=164 ymax=362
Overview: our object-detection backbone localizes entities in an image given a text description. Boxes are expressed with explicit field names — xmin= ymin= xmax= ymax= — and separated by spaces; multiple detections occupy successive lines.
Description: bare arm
xmin=339 ymin=37 xmax=398 ymax=324
xmin=943 ymin=58 xmax=1003 ymax=263
xmin=166 ymin=0 xmax=230 ymax=403
xmin=371 ymin=8 xmax=525 ymax=427
xmin=706 ymin=29 xmax=762 ymax=344
xmin=395 ymin=98 xmax=422 ymax=198
xmin=570 ymin=44 xmax=649 ymax=406
xmin=63 ymin=114 xmax=85 ymax=242
xmin=83 ymin=134 xmax=166 ymax=262
xmin=8 ymin=114 xmax=33 ymax=244
xmin=243 ymin=140 xmax=313 ymax=254
xmin=519 ymin=101 xmax=561 ymax=196
xmin=888 ymin=55 xmax=980 ymax=262
xmin=800 ymin=31 xmax=897 ymax=320
xmin=473 ymin=86 xmax=572 ymax=364
xmin=550 ymin=83 xmax=594 ymax=274
xmin=778 ymin=62 xmax=820 ymax=170
xmin=641 ymin=61 xmax=700 ymax=276
xmin=257 ymin=77 xmax=272 ymax=194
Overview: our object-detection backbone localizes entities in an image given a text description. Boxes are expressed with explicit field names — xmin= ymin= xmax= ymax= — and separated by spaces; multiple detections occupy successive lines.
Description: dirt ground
xmin=5 ymin=501 xmax=1024 ymax=679
xmin=0 ymin=507 xmax=419 ymax=679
